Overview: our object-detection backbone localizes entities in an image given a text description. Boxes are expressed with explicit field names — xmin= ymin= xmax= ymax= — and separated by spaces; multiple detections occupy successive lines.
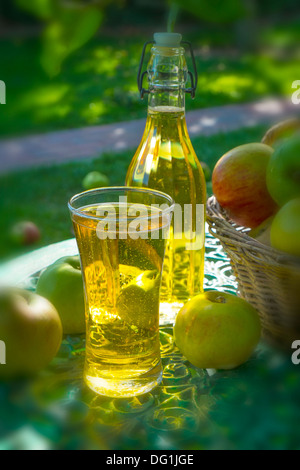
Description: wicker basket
xmin=207 ymin=196 xmax=300 ymax=349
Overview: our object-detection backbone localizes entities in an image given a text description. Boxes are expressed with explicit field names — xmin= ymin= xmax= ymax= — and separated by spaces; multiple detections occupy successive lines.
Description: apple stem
xmin=215 ymin=296 xmax=226 ymax=304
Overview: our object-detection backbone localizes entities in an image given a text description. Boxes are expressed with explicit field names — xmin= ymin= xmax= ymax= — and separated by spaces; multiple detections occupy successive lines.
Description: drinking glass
xmin=69 ymin=187 xmax=174 ymax=397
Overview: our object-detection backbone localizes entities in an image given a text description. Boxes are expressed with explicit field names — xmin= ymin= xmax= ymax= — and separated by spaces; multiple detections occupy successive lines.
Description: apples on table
xmin=36 ymin=256 xmax=85 ymax=335
xmin=0 ymin=256 xmax=86 ymax=378
xmin=174 ymin=291 xmax=261 ymax=370
xmin=0 ymin=288 xmax=62 ymax=379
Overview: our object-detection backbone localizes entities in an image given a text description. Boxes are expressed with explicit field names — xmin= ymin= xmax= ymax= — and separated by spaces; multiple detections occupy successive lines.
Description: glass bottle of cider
xmin=126 ymin=33 xmax=206 ymax=325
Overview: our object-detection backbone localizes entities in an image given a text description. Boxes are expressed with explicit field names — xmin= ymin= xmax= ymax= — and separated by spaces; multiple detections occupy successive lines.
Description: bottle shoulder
xmin=130 ymin=113 xmax=202 ymax=165
xmin=126 ymin=108 xmax=207 ymax=201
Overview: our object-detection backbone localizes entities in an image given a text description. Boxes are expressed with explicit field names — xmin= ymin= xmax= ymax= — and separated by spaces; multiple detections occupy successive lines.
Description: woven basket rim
xmin=206 ymin=196 xmax=300 ymax=268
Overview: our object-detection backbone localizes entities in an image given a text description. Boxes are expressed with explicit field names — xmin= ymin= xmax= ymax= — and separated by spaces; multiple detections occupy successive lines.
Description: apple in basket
xmin=212 ymin=143 xmax=278 ymax=228
xmin=266 ymin=135 xmax=300 ymax=207
xmin=271 ymin=198 xmax=300 ymax=257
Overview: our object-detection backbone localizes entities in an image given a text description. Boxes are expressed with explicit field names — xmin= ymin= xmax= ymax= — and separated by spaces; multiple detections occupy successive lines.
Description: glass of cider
xmin=68 ymin=187 xmax=174 ymax=397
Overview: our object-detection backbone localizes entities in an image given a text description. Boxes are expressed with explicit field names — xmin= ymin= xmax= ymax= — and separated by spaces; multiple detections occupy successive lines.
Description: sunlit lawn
xmin=0 ymin=25 xmax=299 ymax=138
xmin=0 ymin=125 xmax=267 ymax=261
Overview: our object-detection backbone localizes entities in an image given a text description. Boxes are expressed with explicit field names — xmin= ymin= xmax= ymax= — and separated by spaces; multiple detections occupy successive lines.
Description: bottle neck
xmin=147 ymin=88 xmax=185 ymax=113
xmin=145 ymin=102 xmax=187 ymax=144
xmin=146 ymin=45 xmax=187 ymax=115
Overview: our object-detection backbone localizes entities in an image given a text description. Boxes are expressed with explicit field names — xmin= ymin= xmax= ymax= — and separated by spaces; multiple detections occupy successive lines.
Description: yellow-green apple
xmin=174 ymin=291 xmax=261 ymax=370
xmin=212 ymin=143 xmax=278 ymax=228
xmin=270 ymin=198 xmax=300 ymax=257
xmin=266 ymin=135 xmax=300 ymax=207
xmin=117 ymin=270 xmax=160 ymax=329
xmin=249 ymin=215 xmax=274 ymax=246
xmin=10 ymin=221 xmax=40 ymax=246
xmin=82 ymin=171 xmax=109 ymax=190
xmin=36 ymin=256 xmax=85 ymax=334
xmin=262 ymin=118 xmax=300 ymax=147
xmin=0 ymin=288 xmax=62 ymax=379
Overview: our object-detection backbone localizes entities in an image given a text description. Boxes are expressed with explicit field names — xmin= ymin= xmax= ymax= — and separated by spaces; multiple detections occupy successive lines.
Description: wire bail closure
xmin=137 ymin=40 xmax=198 ymax=100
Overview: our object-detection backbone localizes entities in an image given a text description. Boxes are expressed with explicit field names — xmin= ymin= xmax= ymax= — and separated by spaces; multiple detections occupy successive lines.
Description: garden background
xmin=0 ymin=0 xmax=299 ymax=260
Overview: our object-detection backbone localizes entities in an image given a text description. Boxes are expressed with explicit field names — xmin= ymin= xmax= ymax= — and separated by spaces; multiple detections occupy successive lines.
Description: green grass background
xmin=1 ymin=16 xmax=298 ymax=260
xmin=0 ymin=125 xmax=266 ymax=261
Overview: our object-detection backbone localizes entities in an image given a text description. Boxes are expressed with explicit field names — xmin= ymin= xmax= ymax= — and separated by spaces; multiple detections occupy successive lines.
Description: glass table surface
xmin=0 ymin=227 xmax=299 ymax=450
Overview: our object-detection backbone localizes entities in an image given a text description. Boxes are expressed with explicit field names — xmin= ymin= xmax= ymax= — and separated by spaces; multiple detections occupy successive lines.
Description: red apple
xmin=212 ymin=143 xmax=278 ymax=228
xmin=10 ymin=221 xmax=40 ymax=246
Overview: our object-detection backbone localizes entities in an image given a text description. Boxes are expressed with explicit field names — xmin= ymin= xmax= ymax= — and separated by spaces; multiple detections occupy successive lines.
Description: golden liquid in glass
xmin=72 ymin=203 xmax=168 ymax=397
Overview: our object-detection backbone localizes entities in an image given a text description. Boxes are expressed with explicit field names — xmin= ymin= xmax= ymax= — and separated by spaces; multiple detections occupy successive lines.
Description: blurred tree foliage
xmin=12 ymin=0 xmax=250 ymax=76
xmin=171 ymin=0 xmax=246 ymax=23
xmin=171 ymin=0 xmax=300 ymax=21
xmin=8 ymin=0 xmax=300 ymax=76
xmin=258 ymin=0 xmax=300 ymax=15
xmin=14 ymin=0 xmax=117 ymax=76
xmin=169 ymin=0 xmax=257 ymax=50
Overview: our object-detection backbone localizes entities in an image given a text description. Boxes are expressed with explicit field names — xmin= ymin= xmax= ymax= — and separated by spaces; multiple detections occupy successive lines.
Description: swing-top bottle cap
xmin=153 ymin=32 xmax=182 ymax=48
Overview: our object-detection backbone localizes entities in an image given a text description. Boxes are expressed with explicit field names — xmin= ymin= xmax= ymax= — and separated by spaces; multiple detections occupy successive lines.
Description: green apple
xmin=270 ymin=198 xmax=300 ymax=257
xmin=174 ymin=291 xmax=261 ymax=370
xmin=0 ymin=288 xmax=62 ymax=379
xmin=267 ymin=136 xmax=300 ymax=206
xmin=117 ymin=270 xmax=160 ymax=330
xmin=36 ymin=256 xmax=85 ymax=334
xmin=82 ymin=171 xmax=109 ymax=190
xmin=249 ymin=215 xmax=274 ymax=246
